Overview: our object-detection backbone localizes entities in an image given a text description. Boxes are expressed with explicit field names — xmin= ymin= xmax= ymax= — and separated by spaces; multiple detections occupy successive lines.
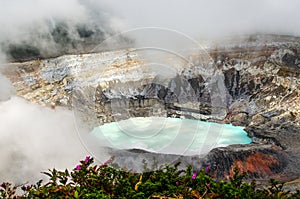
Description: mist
xmin=0 ymin=0 xmax=116 ymax=184
xmin=0 ymin=73 xmax=14 ymax=101
xmin=0 ymin=60 xmax=88 ymax=184
xmin=0 ymin=0 xmax=299 ymax=185
xmin=101 ymin=0 xmax=300 ymax=39
xmin=1 ymin=0 xmax=300 ymax=61
xmin=0 ymin=97 xmax=87 ymax=184
xmin=0 ymin=0 xmax=122 ymax=61
xmin=0 ymin=51 xmax=87 ymax=184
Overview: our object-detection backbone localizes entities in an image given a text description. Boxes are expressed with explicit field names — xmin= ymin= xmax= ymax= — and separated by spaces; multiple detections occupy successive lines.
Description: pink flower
xmin=75 ymin=164 xmax=81 ymax=170
xmin=84 ymin=156 xmax=90 ymax=163
xmin=205 ymin=166 xmax=211 ymax=172
xmin=176 ymin=181 xmax=179 ymax=186
xmin=192 ymin=173 xmax=197 ymax=180
xmin=25 ymin=185 xmax=32 ymax=191
xmin=104 ymin=159 xmax=110 ymax=165
xmin=207 ymin=183 xmax=211 ymax=189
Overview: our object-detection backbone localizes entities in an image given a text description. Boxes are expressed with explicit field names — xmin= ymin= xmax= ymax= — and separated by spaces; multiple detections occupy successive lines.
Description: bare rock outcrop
xmin=3 ymin=34 xmax=300 ymax=184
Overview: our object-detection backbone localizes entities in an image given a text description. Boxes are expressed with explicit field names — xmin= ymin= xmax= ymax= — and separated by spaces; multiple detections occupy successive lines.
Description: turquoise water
xmin=91 ymin=117 xmax=252 ymax=155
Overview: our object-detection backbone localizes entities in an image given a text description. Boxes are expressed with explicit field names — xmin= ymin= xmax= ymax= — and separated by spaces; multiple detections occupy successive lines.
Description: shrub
xmin=1 ymin=156 xmax=300 ymax=198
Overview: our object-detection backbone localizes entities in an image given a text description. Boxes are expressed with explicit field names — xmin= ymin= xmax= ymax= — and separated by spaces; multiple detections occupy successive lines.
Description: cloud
xmin=0 ymin=73 xmax=14 ymax=101
xmin=0 ymin=0 xmax=86 ymax=43
xmin=100 ymin=0 xmax=300 ymax=39
xmin=0 ymin=0 xmax=299 ymax=184
xmin=0 ymin=0 xmax=119 ymax=184
xmin=0 ymin=0 xmax=122 ymax=61
xmin=1 ymin=0 xmax=299 ymax=61
xmin=0 ymin=97 xmax=87 ymax=184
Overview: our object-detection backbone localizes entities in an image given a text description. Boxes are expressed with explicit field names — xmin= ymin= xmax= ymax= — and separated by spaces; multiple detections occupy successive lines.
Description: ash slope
xmin=3 ymin=34 xmax=300 ymax=185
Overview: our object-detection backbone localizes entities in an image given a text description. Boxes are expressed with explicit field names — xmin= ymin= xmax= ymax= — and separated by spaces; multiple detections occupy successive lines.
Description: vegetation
xmin=1 ymin=156 xmax=300 ymax=198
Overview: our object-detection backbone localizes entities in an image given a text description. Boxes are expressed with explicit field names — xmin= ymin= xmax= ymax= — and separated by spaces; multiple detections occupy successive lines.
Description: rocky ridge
xmin=2 ymin=34 xmax=300 ymax=185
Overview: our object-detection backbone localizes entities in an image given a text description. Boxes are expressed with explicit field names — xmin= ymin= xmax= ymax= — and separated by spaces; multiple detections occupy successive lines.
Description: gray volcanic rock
xmin=3 ymin=34 xmax=300 ymax=185
xmin=107 ymin=144 xmax=292 ymax=181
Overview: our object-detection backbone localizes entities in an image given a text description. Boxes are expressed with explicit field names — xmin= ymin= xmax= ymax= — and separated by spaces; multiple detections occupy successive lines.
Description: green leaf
xmin=74 ymin=190 xmax=79 ymax=198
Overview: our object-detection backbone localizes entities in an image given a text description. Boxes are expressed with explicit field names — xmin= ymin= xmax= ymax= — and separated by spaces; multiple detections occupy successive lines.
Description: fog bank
xmin=0 ymin=97 xmax=87 ymax=184
xmin=101 ymin=0 xmax=300 ymax=39
xmin=0 ymin=0 xmax=299 ymax=184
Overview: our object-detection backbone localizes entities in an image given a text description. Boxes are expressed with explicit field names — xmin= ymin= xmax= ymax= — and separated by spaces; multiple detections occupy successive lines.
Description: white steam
xmin=0 ymin=73 xmax=14 ymax=101
xmin=0 ymin=0 xmax=123 ymax=61
xmin=0 ymin=45 xmax=87 ymax=185
xmin=101 ymin=0 xmax=300 ymax=39
xmin=0 ymin=0 xmax=299 ymax=185
xmin=0 ymin=0 xmax=87 ymax=40
xmin=0 ymin=97 xmax=87 ymax=184
xmin=0 ymin=61 xmax=89 ymax=184
xmin=0 ymin=0 xmax=115 ymax=184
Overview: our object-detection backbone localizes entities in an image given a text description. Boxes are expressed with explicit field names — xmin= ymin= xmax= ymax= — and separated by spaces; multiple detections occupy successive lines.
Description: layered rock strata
xmin=2 ymin=34 xmax=300 ymax=184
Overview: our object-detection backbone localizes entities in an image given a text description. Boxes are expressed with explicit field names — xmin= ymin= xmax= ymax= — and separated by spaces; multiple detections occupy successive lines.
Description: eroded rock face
xmin=3 ymin=34 xmax=300 ymax=183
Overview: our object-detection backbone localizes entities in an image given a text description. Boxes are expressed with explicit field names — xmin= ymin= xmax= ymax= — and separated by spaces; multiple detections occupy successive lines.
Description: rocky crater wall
xmin=3 ymin=35 xmax=300 ymax=183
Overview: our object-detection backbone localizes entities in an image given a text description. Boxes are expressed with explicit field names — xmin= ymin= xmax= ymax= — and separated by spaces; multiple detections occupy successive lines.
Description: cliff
xmin=2 ymin=34 xmax=300 ymax=185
